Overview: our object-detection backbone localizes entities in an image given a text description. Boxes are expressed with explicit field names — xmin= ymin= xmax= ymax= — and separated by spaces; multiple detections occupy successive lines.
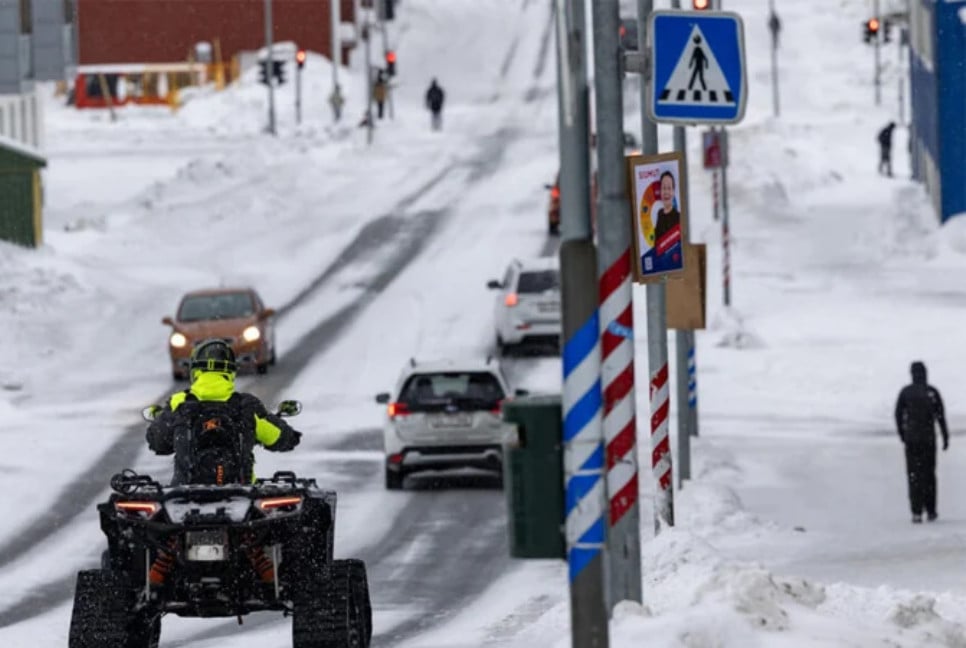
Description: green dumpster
xmin=0 ymin=136 xmax=46 ymax=248
xmin=502 ymin=394 xmax=566 ymax=559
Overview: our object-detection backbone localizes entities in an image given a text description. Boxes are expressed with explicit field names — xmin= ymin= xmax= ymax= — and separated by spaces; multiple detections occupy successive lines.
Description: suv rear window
xmin=399 ymin=372 xmax=505 ymax=412
xmin=517 ymin=270 xmax=559 ymax=294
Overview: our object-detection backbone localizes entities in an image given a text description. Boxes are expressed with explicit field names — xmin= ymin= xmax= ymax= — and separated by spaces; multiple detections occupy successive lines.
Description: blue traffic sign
xmin=647 ymin=10 xmax=747 ymax=125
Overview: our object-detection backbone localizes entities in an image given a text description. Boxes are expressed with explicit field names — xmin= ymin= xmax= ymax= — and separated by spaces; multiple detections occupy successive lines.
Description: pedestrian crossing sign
xmin=647 ymin=10 xmax=747 ymax=125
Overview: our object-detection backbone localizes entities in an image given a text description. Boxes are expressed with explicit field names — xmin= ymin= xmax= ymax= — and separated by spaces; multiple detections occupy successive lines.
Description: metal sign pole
xmin=873 ymin=0 xmax=881 ymax=106
xmin=263 ymin=0 xmax=276 ymax=136
xmin=363 ymin=10 xmax=373 ymax=145
xmin=331 ymin=0 xmax=340 ymax=110
xmin=670 ymin=0 xmax=691 ymax=492
xmin=768 ymin=0 xmax=780 ymax=118
xmin=556 ymin=0 xmax=608 ymax=644
xmin=637 ymin=0 xmax=674 ymax=533
xmin=721 ymin=129 xmax=731 ymax=308
xmin=593 ymin=0 xmax=642 ymax=613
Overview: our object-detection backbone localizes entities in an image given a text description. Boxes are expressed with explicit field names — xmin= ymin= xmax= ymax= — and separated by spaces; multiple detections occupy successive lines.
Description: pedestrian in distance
xmin=425 ymin=78 xmax=445 ymax=131
xmin=878 ymin=121 xmax=896 ymax=177
xmin=895 ymin=361 xmax=949 ymax=524
xmin=373 ymin=70 xmax=388 ymax=120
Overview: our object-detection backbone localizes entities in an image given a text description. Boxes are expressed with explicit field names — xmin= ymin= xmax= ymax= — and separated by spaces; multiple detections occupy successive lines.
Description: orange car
xmin=162 ymin=287 xmax=277 ymax=380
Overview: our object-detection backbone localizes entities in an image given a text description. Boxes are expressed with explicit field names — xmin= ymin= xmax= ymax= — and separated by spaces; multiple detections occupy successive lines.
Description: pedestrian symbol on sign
xmin=659 ymin=25 xmax=735 ymax=107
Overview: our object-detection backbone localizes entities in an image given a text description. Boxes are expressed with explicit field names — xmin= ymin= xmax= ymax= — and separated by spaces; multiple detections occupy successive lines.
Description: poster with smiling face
xmin=627 ymin=151 xmax=687 ymax=282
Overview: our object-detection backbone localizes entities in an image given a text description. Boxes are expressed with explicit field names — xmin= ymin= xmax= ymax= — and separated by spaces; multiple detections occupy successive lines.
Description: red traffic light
xmin=296 ymin=49 xmax=307 ymax=65
xmin=867 ymin=17 xmax=880 ymax=32
xmin=385 ymin=50 xmax=396 ymax=63
xmin=693 ymin=0 xmax=711 ymax=9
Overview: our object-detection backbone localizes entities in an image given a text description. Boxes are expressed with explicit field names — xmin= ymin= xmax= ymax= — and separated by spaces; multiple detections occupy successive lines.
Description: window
xmin=399 ymin=372 xmax=505 ymax=412
xmin=64 ymin=0 xmax=75 ymax=23
xmin=178 ymin=293 xmax=256 ymax=322
xmin=20 ymin=0 xmax=31 ymax=34
xmin=517 ymin=270 xmax=559 ymax=294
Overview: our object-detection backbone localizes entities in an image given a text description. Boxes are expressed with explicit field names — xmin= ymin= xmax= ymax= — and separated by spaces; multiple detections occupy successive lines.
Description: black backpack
xmin=172 ymin=393 xmax=248 ymax=485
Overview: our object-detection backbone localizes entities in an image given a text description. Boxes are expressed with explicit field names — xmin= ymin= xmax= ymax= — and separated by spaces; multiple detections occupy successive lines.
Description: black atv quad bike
xmin=68 ymin=402 xmax=372 ymax=648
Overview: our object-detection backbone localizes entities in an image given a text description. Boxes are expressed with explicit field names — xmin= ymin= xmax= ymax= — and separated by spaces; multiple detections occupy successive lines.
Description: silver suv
xmin=374 ymin=358 xmax=523 ymax=490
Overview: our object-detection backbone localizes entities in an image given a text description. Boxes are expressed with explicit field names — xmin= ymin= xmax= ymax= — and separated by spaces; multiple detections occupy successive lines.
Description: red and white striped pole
xmin=599 ymin=249 xmax=641 ymax=604
xmin=650 ymin=361 xmax=673 ymax=530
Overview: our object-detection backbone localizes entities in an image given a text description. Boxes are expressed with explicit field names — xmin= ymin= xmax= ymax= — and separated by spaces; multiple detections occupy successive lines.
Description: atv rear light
xmin=255 ymin=496 xmax=302 ymax=513
xmin=505 ymin=293 xmax=518 ymax=307
xmin=115 ymin=501 xmax=161 ymax=518
xmin=388 ymin=402 xmax=410 ymax=418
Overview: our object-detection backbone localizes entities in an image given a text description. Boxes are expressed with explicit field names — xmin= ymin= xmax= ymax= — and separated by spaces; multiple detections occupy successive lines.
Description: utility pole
xmin=592 ymin=0 xmax=642 ymax=613
xmin=263 ymin=0 xmax=277 ymax=136
xmin=873 ymin=0 xmax=881 ymax=106
xmin=768 ymin=0 xmax=780 ymax=118
xmin=362 ymin=8 xmax=373 ymax=145
xmin=556 ymin=0 xmax=608 ymax=643
xmin=331 ymin=0 xmax=340 ymax=104
xmin=638 ymin=0 xmax=674 ymax=532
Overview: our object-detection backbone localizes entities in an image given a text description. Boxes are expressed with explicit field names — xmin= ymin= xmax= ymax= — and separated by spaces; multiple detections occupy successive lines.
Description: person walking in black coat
xmin=425 ymin=78 xmax=445 ymax=131
xmin=895 ymin=361 xmax=949 ymax=523
xmin=878 ymin=121 xmax=896 ymax=177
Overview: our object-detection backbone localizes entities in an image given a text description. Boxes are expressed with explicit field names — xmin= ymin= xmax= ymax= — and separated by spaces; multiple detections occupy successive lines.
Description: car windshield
xmin=399 ymin=371 xmax=505 ymax=412
xmin=517 ymin=270 xmax=559 ymax=294
xmin=178 ymin=293 xmax=255 ymax=322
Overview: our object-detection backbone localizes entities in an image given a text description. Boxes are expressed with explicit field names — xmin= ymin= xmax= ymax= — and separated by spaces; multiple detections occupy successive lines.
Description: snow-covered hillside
xmin=2 ymin=0 xmax=966 ymax=646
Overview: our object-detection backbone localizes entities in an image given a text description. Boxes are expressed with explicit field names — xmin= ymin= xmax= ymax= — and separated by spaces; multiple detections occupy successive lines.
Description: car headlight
xmin=242 ymin=326 xmax=261 ymax=343
xmin=170 ymin=332 xmax=187 ymax=348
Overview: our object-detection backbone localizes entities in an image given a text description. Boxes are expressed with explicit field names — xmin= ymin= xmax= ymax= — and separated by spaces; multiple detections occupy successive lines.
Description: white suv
xmin=487 ymin=257 xmax=561 ymax=355
xmin=375 ymin=358 xmax=520 ymax=490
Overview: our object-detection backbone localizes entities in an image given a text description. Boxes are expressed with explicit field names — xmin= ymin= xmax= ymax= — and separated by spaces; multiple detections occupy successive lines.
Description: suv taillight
xmin=388 ymin=402 xmax=410 ymax=419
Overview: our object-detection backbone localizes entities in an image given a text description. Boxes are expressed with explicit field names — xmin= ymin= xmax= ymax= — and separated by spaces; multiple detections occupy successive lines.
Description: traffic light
xmin=272 ymin=59 xmax=285 ymax=85
xmin=258 ymin=59 xmax=269 ymax=85
xmin=382 ymin=0 xmax=395 ymax=20
xmin=864 ymin=17 xmax=880 ymax=44
xmin=883 ymin=20 xmax=892 ymax=43
xmin=385 ymin=50 xmax=396 ymax=76
xmin=619 ymin=18 xmax=638 ymax=51
xmin=296 ymin=49 xmax=306 ymax=70
xmin=693 ymin=0 xmax=711 ymax=9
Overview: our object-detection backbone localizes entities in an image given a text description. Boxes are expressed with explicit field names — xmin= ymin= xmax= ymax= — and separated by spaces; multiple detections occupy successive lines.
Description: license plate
xmin=186 ymin=530 xmax=227 ymax=562
xmin=429 ymin=413 xmax=472 ymax=428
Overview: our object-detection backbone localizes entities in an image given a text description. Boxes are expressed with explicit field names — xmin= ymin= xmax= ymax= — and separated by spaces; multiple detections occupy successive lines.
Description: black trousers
xmin=905 ymin=444 xmax=937 ymax=516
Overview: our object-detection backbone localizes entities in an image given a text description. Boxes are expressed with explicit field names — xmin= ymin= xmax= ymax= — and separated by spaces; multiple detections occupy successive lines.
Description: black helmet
xmin=190 ymin=339 xmax=237 ymax=374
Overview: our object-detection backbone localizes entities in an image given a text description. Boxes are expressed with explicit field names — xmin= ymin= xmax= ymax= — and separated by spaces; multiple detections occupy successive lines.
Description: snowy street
xmin=4 ymin=0 xmax=966 ymax=646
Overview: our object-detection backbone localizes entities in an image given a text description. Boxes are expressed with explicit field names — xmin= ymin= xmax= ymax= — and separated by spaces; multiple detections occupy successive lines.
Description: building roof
xmin=0 ymin=134 xmax=46 ymax=166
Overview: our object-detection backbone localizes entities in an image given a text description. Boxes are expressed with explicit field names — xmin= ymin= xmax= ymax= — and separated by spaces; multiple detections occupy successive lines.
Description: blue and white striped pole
xmin=556 ymin=0 xmax=608 ymax=640
xmin=687 ymin=336 xmax=699 ymax=437
xmin=560 ymin=240 xmax=608 ymax=645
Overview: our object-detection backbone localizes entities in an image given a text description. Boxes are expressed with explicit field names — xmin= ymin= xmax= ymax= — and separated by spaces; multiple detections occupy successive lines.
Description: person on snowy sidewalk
xmin=877 ymin=121 xmax=896 ymax=177
xmin=425 ymin=78 xmax=445 ymax=131
xmin=895 ymin=361 xmax=949 ymax=524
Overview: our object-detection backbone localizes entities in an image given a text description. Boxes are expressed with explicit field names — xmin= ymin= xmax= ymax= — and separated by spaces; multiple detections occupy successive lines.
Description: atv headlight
xmin=242 ymin=326 xmax=261 ymax=342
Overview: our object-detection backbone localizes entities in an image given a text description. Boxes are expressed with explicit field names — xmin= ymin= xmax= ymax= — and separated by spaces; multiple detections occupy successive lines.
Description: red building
xmin=77 ymin=0 xmax=356 ymax=65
